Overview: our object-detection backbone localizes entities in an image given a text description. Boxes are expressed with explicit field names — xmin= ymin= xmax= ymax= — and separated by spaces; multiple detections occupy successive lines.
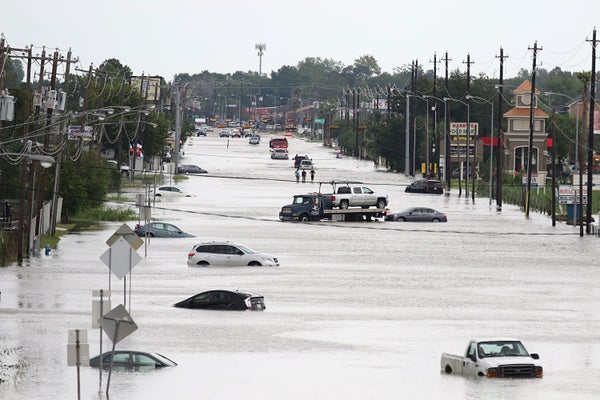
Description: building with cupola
xmin=502 ymin=80 xmax=549 ymax=186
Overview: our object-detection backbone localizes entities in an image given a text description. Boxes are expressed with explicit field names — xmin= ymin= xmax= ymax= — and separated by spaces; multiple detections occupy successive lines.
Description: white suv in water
xmin=187 ymin=241 xmax=279 ymax=267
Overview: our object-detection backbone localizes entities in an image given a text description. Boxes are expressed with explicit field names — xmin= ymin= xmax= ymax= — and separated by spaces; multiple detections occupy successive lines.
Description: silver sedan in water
xmin=385 ymin=207 xmax=447 ymax=222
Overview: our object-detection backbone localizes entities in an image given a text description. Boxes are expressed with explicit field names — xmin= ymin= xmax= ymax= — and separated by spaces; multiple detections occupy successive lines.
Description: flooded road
xmin=1 ymin=133 xmax=599 ymax=400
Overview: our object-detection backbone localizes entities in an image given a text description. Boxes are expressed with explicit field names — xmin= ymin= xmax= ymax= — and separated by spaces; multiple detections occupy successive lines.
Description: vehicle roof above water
xmin=470 ymin=338 xmax=523 ymax=344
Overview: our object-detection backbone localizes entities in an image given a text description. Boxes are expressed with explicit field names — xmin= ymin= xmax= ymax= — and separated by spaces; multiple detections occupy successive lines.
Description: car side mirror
xmin=468 ymin=354 xmax=476 ymax=362
xmin=530 ymin=353 xmax=539 ymax=360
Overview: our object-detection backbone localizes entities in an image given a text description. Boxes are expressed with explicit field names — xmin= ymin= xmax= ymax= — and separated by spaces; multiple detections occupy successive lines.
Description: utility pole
xmin=585 ymin=28 xmax=598 ymax=234
xmin=525 ymin=41 xmax=542 ymax=218
xmin=551 ymin=110 xmax=557 ymax=226
xmin=495 ymin=47 xmax=508 ymax=211
xmin=442 ymin=52 xmax=452 ymax=191
xmin=411 ymin=60 xmax=418 ymax=176
xmin=463 ymin=54 xmax=474 ymax=199
xmin=430 ymin=53 xmax=440 ymax=176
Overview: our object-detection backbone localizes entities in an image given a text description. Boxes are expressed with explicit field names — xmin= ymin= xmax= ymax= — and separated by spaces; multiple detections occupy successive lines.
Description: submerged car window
xmin=109 ymin=353 xmax=130 ymax=363
xmin=236 ymin=244 xmax=256 ymax=254
xmin=196 ymin=245 xmax=213 ymax=253
xmin=167 ymin=225 xmax=180 ymax=233
xmin=133 ymin=354 xmax=156 ymax=366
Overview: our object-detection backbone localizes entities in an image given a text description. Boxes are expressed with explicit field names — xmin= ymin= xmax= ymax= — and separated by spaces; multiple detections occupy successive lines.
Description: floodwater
xmin=1 ymin=133 xmax=599 ymax=400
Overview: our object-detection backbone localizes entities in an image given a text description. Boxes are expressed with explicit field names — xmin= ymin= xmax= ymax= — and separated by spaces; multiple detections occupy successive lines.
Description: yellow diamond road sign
xmin=106 ymin=223 xmax=143 ymax=250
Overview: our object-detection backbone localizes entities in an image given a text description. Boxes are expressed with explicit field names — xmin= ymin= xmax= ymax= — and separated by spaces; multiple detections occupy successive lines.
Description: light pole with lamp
xmin=423 ymin=95 xmax=446 ymax=179
xmin=444 ymin=97 xmax=471 ymax=198
xmin=467 ymin=95 xmax=494 ymax=205
xmin=544 ymin=92 xmax=580 ymax=163
xmin=1 ymin=145 xmax=56 ymax=261
xmin=544 ymin=91 xmax=582 ymax=227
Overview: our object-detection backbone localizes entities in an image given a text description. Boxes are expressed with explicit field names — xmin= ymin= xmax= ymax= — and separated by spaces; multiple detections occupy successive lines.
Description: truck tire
xmin=299 ymin=214 xmax=310 ymax=222
xmin=339 ymin=200 xmax=349 ymax=209
xmin=376 ymin=198 xmax=386 ymax=209
xmin=398 ymin=217 xmax=406 ymax=222
xmin=121 ymin=170 xmax=129 ymax=178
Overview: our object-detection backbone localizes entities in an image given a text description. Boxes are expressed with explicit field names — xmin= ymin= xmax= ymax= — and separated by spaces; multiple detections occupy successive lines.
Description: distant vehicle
xmin=269 ymin=137 xmax=288 ymax=150
xmin=441 ymin=339 xmax=542 ymax=378
xmin=384 ymin=207 xmax=447 ymax=222
xmin=152 ymin=186 xmax=193 ymax=197
xmin=405 ymin=179 xmax=444 ymax=194
xmin=249 ymin=136 xmax=260 ymax=145
xmin=89 ymin=351 xmax=177 ymax=370
xmin=219 ymin=129 xmax=231 ymax=138
xmin=195 ymin=127 xmax=207 ymax=136
xmin=231 ymin=128 xmax=242 ymax=138
xmin=293 ymin=154 xmax=311 ymax=168
xmin=177 ymin=164 xmax=208 ymax=174
xmin=173 ymin=290 xmax=265 ymax=311
xmin=271 ymin=148 xmax=289 ymax=160
xmin=329 ymin=182 xmax=388 ymax=209
xmin=187 ymin=241 xmax=279 ymax=267
xmin=244 ymin=129 xmax=255 ymax=137
xmin=279 ymin=192 xmax=386 ymax=222
xmin=134 ymin=222 xmax=194 ymax=238
xmin=299 ymin=159 xmax=314 ymax=170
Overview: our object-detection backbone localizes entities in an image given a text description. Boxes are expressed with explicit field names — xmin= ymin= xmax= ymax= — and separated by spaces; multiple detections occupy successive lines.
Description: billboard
xmin=450 ymin=122 xmax=479 ymax=138
xmin=131 ymin=76 xmax=162 ymax=102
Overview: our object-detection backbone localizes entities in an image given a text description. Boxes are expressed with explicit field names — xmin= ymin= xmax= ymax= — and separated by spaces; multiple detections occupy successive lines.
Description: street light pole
xmin=467 ymin=95 xmax=494 ymax=205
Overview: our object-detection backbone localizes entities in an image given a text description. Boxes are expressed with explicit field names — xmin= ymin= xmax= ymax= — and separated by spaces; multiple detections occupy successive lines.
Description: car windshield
xmin=152 ymin=353 xmax=177 ymax=365
xmin=236 ymin=244 xmax=256 ymax=254
xmin=478 ymin=341 xmax=529 ymax=358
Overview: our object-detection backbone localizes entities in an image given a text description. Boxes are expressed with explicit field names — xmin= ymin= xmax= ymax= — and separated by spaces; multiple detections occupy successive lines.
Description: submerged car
xmin=173 ymin=290 xmax=265 ymax=311
xmin=385 ymin=207 xmax=447 ymax=222
xmin=298 ymin=159 xmax=314 ymax=170
xmin=177 ymin=164 xmax=208 ymax=174
xmin=134 ymin=222 xmax=195 ymax=238
xmin=89 ymin=351 xmax=177 ymax=370
xmin=187 ymin=241 xmax=279 ymax=266
xmin=405 ymin=179 xmax=444 ymax=194
xmin=271 ymin=148 xmax=289 ymax=160
xmin=249 ymin=136 xmax=260 ymax=145
xmin=152 ymin=186 xmax=193 ymax=197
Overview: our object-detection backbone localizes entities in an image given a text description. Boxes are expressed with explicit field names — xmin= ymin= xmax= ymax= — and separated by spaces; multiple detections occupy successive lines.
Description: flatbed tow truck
xmin=278 ymin=181 xmax=388 ymax=222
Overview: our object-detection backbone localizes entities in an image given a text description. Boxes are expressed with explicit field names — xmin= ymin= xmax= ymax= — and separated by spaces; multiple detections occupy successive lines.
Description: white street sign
xmin=99 ymin=304 xmax=138 ymax=344
xmin=100 ymin=237 xmax=142 ymax=280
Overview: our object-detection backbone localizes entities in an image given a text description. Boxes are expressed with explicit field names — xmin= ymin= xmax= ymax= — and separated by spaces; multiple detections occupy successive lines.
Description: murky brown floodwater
xmin=1 ymin=133 xmax=599 ymax=400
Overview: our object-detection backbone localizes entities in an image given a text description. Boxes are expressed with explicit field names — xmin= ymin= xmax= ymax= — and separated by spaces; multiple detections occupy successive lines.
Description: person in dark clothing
xmin=301 ymin=169 xmax=307 ymax=183
xmin=310 ymin=168 xmax=315 ymax=183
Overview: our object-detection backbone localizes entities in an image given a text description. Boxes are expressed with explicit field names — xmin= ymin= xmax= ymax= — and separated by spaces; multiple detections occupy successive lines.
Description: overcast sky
xmin=3 ymin=0 xmax=600 ymax=82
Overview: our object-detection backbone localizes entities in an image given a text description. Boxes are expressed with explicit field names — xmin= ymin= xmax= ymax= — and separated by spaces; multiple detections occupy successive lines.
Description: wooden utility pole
xmin=441 ymin=52 xmax=452 ymax=190
xmin=585 ymin=28 xmax=598 ymax=234
xmin=495 ymin=47 xmax=508 ymax=211
xmin=463 ymin=54 xmax=474 ymax=200
xmin=525 ymin=41 xmax=542 ymax=218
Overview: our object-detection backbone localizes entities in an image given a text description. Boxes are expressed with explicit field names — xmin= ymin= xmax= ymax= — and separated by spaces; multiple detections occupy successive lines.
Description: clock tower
xmin=502 ymin=80 xmax=549 ymax=185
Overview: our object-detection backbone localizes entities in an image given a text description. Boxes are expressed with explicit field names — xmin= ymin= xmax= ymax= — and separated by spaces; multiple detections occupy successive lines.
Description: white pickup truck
xmin=440 ymin=339 xmax=543 ymax=378
xmin=325 ymin=182 xmax=388 ymax=209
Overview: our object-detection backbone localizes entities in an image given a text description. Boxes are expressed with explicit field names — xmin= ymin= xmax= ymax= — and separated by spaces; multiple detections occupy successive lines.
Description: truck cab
xmin=279 ymin=193 xmax=333 ymax=222
xmin=441 ymin=339 xmax=543 ymax=378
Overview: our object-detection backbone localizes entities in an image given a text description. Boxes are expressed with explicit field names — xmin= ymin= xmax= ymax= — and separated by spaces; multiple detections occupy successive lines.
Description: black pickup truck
xmin=279 ymin=193 xmax=334 ymax=222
